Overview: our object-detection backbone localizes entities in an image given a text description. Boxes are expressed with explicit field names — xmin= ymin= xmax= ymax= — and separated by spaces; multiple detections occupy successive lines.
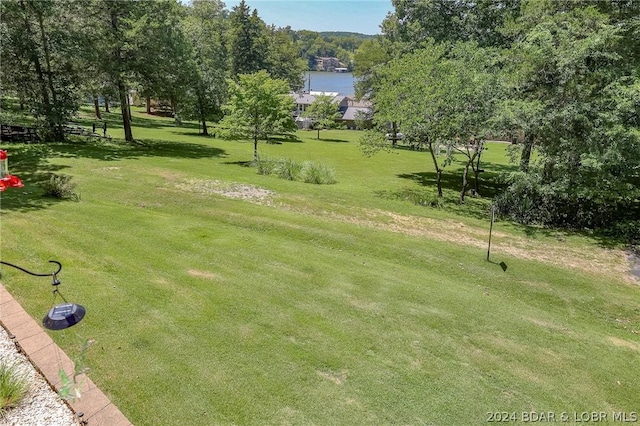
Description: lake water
xmin=303 ymin=71 xmax=357 ymax=96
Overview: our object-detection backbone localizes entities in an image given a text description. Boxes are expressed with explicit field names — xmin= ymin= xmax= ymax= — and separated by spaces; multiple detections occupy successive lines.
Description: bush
xmin=301 ymin=161 xmax=337 ymax=184
xmin=253 ymin=156 xmax=277 ymax=175
xmin=274 ymin=157 xmax=303 ymax=181
xmin=0 ymin=362 xmax=29 ymax=418
xmin=39 ymin=174 xmax=79 ymax=201
xmin=252 ymin=157 xmax=336 ymax=185
xmin=495 ymin=171 xmax=640 ymax=243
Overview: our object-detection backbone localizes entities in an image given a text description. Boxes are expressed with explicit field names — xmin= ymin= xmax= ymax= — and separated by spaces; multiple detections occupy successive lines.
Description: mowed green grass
xmin=1 ymin=107 xmax=638 ymax=425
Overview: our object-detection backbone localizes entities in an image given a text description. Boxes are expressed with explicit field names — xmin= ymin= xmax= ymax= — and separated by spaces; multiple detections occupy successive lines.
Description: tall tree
xmin=352 ymin=37 xmax=391 ymax=99
xmin=266 ymin=26 xmax=306 ymax=91
xmin=382 ymin=0 xmax=522 ymax=51
xmin=0 ymin=0 xmax=85 ymax=140
xmin=181 ymin=0 xmax=229 ymax=135
xmin=495 ymin=1 xmax=640 ymax=228
xmin=365 ymin=42 xmax=449 ymax=196
xmin=228 ymin=0 xmax=268 ymax=78
xmin=366 ymin=41 xmax=500 ymax=200
xmin=133 ymin=0 xmax=192 ymax=116
xmin=219 ymin=71 xmax=296 ymax=160
xmin=94 ymin=0 xmax=140 ymax=142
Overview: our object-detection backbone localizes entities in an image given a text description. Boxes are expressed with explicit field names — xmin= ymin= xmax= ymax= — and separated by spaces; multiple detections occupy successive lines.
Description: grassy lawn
xmin=1 ymin=107 xmax=638 ymax=425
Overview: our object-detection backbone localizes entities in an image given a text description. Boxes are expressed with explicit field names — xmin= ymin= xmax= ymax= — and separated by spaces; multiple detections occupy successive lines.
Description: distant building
xmin=290 ymin=92 xmax=373 ymax=130
xmin=338 ymin=97 xmax=373 ymax=129
xmin=315 ymin=57 xmax=344 ymax=72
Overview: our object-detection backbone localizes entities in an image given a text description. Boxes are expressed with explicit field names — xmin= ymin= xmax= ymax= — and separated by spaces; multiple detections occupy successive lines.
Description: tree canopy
xmin=302 ymin=95 xmax=342 ymax=139
xmin=218 ymin=71 xmax=296 ymax=160
xmin=364 ymin=0 xmax=640 ymax=237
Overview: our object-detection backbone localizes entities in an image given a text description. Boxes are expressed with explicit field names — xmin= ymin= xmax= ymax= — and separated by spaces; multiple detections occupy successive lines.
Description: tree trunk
xmin=391 ymin=121 xmax=398 ymax=147
xmin=19 ymin=0 xmax=52 ymax=136
xmin=460 ymin=163 xmax=470 ymax=203
xmin=118 ymin=83 xmax=133 ymax=142
xmin=201 ymin=119 xmax=208 ymax=136
xmin=146 ymin=95 xmax=151 ymax=114
xmin=520 ymin=134 xmax=534 ymax=172
xmin=93 ymin=94 xmax=102 ymax=119
xmin=110 ymin=7 xmax=132 ymax=141
xmin=427 ymin=139 xmax=443 ymax=197
xmin=104 ymin=97 xmax=110 ymax=113
xmin=254 ymin=135 xmax=259 ymax=161
xmin=34 ymin=3 xmax=63 ymax=140
xmin=127 ymin=98 xmax=132 ymax=125
xmin=317 ymin=128 xmax=320 ymax=139
xmin=470 ymin=141 xmax=483 ymax=194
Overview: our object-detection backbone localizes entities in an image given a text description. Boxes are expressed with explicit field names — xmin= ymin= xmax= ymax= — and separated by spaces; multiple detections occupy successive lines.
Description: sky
xmin=223 ymin=0 xmax=394 ymax=35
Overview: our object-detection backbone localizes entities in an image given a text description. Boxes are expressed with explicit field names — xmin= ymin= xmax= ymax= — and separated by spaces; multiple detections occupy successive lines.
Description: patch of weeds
xmin=58 ymin=338 xmax=94 ymax=402
xmin=301 ymin=161 xmax=337 ymax=184
xmin=0 ymin=361 xmax=29 ymax=419
xmin=39 ymin=174 xmax=80 ymax=201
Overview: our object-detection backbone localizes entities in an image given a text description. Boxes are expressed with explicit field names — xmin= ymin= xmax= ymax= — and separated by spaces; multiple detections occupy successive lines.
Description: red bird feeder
xmin=0 ymin=150 xmax=24 ymax=191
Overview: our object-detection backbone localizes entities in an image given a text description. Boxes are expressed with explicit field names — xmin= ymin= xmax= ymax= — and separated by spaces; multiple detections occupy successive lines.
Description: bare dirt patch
xmin=176 ymin=179 xmax=275 ymax=204
xmin=317 ymin=369 xmax=348 ymax=385
xmin=187 ymin=269 xmax=221 ymax=280
xmin=608 ymin=336 xmax=640 ymax=353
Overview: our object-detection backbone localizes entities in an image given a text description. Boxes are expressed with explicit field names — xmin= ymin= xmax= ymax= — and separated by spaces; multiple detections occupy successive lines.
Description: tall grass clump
xmin=301 ymin=161 xmax=336 ymax=184
xmin=274 ymin=157 xmax=303 ymax=181
xmin=39 ymin=174 xmax=80 ymax=201
xmin=253 ymin=157 xmax=337 ymax=185
xmin=0 ymin=362 xmax=29 ymax=419
xmin=253 ymin=156 xmax=277 ymax=175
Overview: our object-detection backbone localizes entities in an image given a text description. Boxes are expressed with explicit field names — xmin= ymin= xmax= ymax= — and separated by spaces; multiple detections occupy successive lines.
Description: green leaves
xmin=302 ymin=95 xmax=342 ymax=139
xmin=219 ymin=71 xmax=296 ymax=159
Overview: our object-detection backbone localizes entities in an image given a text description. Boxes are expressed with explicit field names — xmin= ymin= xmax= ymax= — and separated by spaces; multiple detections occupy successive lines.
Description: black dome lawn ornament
xmin=43 ymin=301 xmax=86 ymax=330
xmin=0 ymin=260 xmax=86 ymax=331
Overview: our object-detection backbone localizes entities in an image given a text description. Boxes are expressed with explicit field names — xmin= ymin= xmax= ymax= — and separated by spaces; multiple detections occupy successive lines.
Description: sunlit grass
xmin=0 ymin=106 xmax=637 ymax=425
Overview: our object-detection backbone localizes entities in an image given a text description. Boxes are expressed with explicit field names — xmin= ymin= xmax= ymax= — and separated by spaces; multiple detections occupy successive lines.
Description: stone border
xmin=0 ymin=283 xmax=132 ymax=425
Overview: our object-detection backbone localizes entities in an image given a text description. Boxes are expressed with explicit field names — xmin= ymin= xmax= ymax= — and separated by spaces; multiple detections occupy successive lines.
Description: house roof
xmin=292 ymin=93 xmax=316 ymax=105
xmin=341 ymin=106 xmax=372 ymax=121
xmin=309 ymin=91 xmax=340 ymax=98
xmin=290 ymin=92 xmax=345 ymax=106
xmin=344 ymin=97 xmax=373 ymax=108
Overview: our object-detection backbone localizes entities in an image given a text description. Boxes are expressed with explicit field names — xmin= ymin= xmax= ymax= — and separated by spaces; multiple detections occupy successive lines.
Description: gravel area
xmin=0 ymin=326 xmax=79 ymax=426
xmin=176 ymin=179 xmax=275 ymax=203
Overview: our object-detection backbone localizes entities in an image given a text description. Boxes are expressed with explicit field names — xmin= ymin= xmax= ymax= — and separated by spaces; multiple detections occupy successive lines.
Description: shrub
xmin=0 ymin=362 xmax=29 ymax=418
xmin=39 ymin=174 xmax=79 ymax=201
xmin=252 ymin=157 xmax=336 ymax=185
xmin=301 ymin=161 xmax=336 ymax=185
xmin=274 ymin=157 xmax=303 ymax=181
xmin=253 ymin=156 xmax=277 ymax=175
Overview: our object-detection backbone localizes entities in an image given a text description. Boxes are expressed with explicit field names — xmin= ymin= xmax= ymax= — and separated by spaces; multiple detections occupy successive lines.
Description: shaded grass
xmin=0 ymin=106 xmax=638 ymax=425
